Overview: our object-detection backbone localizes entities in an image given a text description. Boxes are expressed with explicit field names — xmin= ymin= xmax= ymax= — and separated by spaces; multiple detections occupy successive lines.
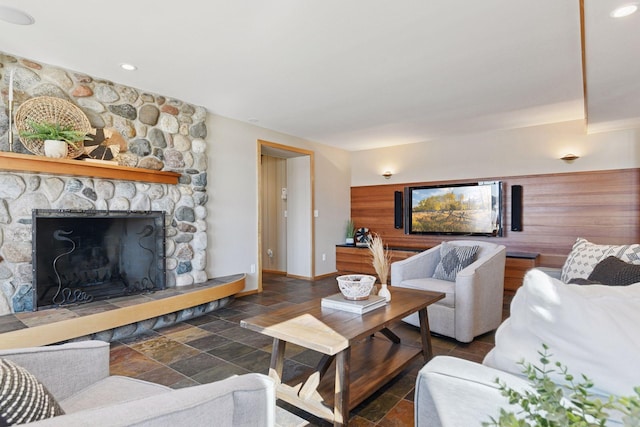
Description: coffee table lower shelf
xmin=273 ymin=334 xmax=422 ymax=422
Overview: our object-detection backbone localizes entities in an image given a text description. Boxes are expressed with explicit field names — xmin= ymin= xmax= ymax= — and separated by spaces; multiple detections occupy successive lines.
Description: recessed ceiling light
xmin=610 ymin=3 xmax=638 ymax=18
xmin=0 ymin=5 xmax=35 ymax=25
xmin=120 ymin=63 xmax=137 ymax=71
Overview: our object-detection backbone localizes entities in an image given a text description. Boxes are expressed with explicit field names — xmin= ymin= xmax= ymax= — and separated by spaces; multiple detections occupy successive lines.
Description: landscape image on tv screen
xmin=406 ymin=182 xmax=501 ymax=236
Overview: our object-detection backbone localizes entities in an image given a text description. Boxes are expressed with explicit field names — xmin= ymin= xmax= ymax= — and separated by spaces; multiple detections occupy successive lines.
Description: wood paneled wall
xmin=351 ymin=168 xmax=640 ymax=267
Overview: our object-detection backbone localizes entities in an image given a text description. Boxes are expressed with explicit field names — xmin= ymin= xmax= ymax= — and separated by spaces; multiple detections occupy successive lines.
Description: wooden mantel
xmin=0 ymin=151 xmax=181 ymax=184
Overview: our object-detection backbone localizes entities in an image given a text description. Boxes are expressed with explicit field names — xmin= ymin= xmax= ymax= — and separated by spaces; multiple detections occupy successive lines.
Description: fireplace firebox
xmin=32 ymin=210 xmax=166 ymax=310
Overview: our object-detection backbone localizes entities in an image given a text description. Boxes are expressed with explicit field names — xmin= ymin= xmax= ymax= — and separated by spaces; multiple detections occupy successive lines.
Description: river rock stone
xmin=194 ymin=205 xmax=207 ymax=220
xmin=115 ymin=182 xmax=136 ymax=199
xmin=54 ymin=193 xmax=94 ymax=210
xmin=177 ymin=222 xmax=196 ymax=233
xmin=161 ymin=104 xmax=179 ymax=116
xmin=42 ymin=69 xmax=71 ymax=90
xmin=72 ymin=85 xmax=93 ymax=97
xmin=95 ymin=84 xmax=119 ymax=102
xmin=159 ymin=114 xmax=179 ymax=133
xmin=192 ymin=231 xmax=207 ymax=251
xmin=10 ymin=66 xmax=40 ymax=91
xmin=130 ymin=194 xmax=151 ymax=211
xmin=175 ymin=243 xmax=194 ymax=261
xmin=189 ymin=122 xmax=207 ymax=138
xmin=77 ymin=98 xmax=105 ymax=113
xmin=3 ymin=242 xmax=31 ymax=263
xmin=0 ymin=200 xmax=10 ymax=224
xmin=82 ymin=187 xmax=97 ymax=201
xmin=138 ymin=157 xmax=164 ymax=170
xmin=0 ymin=175 xmax=26 ymax=199
xmin=175 ymin=206 xmax=195 ymax=222
xmin=41 ymin=177 xmax=64 ymax=201
xmin=110 ymin=197 xmax=130 ymax=210
xmin=65 ymin=178 xmax=83 ymax=193
xmin=129 ymin=139 xmax=151 ymax=156
xmin=109 ymin=104 xmax=137 ymax=120
xmin=177 ymin=261 xmax=192 ymax=274
xmin=192 ymin=251 xmax=206 ymax=271
xmin=192 ymin=173 xmax=207 ymax=188
xmin=148 ymin=128 xmax=166 ymax=148
xmin=151 ymin=198 xmax=175 ymax=214
xmin=192 ymin=270 xmax=208 ymax=284
xmin=0 ymin=264 xmax=11 ymax=280
xmin=192 ymin=138 xmax=206 ymax=154
xmin=173 ymin=134 xmax=191 ymax=152
xmin=194 ymin=191 xmax=208 ymax=206
xmin=12 ymin=193 xmax=50 ymax=216
xmin=174 ymin=234 xmax=193 ymax=244
xmin=175 ymin=273 xmax=194 ymax=287
xmin=95 ymin=181 xmax=115 ymax=200
xmin=32 ymin=83 xmax=69 ymax=99
xmin=139 ymin=105 xmax=159 ymax=125
xmin=120 ymin=86 xmax=138 ymax=103
xmin=26 ymin=176 xmax=40 ymax=191
xmin=164 ymin=150 xmax=185 ymax=168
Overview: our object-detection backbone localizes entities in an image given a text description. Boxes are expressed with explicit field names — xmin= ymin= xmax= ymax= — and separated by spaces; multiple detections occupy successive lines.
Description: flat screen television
xmin=404 ymin=181 xmax=503 ymax=236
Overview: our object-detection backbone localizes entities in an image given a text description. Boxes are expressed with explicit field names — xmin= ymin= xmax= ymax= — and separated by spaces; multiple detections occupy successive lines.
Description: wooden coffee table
xmin=240 ymin=287 xmax=444 ymax=426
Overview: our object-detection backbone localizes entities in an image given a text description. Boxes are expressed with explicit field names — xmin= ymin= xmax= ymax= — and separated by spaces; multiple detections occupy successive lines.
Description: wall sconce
xmin=382 ymin=171 xmax=393 ymax=179
xmin=560 ymin=154 xmax=579 ymax=163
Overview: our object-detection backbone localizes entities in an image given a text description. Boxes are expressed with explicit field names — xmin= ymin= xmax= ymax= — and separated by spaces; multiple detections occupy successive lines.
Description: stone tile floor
xmin=110 ymin=273 xmax=513 ymax=426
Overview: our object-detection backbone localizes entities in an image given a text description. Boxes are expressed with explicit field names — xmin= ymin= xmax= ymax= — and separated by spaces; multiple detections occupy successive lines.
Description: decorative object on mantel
xmin=15 ymin=96 xmax=91 ymax=158
xmin=368 ymin=232 xmax=392 ymax=301
xmin=19 ymin=120 xmax=90 ymax=159
xmin=83 ymin=127 xmax=126 ymax=163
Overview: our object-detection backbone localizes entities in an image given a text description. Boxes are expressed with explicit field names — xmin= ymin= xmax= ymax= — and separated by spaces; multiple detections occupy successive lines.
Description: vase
xmin=345 ymin=237 xmax=354 ymax=245
xmin=378 ymin=283 xmax=391 ymax=302
xmin=43 ymin=140 xmax=68 ymax=158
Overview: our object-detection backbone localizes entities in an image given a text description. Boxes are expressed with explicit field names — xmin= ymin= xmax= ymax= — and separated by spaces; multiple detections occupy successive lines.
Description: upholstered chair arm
xmin=453 ymin=246 xmax=506 ymax=342
xmin=391 ymin=246 xmax=441 ymax=285
xmin=0 ymin=340 xmax=110 ymax=401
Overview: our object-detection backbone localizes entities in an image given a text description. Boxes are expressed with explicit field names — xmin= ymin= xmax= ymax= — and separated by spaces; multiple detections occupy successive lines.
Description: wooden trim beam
xmin=0 ymin=276 xmax=245 ymax=350
xmin=0 ymin=151 xmax=180 ymax=184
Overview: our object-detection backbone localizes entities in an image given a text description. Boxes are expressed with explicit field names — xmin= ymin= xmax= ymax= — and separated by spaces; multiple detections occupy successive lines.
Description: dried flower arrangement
xmin=368 ymin=233 xmax=391 ymax=285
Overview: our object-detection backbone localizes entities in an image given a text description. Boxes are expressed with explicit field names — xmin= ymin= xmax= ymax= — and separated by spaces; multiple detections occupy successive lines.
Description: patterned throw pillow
xmin=433 ymin=242 xmax=479 ymax=282
xmin=587 ymin=256 xmax=640 ymax=286
xmin=0 ymin=358 xmax=64 ymax=426
xmin=560 ymin=238 xmax=640 ymax=283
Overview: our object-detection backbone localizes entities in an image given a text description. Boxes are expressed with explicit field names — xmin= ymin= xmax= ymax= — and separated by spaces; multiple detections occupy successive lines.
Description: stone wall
xmin=0 ymin=52 xmax=209 ymax=315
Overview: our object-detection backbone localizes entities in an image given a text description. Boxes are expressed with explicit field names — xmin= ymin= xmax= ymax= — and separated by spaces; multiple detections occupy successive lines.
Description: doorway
xmin=258 ymin=140 xmax=314 ymax=290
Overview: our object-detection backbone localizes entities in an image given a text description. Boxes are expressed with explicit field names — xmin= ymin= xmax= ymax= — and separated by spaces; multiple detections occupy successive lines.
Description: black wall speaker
xmin=511 ymin=185 xmax=523 ymax=232
xmin=394 ymin=191 xmax=403 ymax=229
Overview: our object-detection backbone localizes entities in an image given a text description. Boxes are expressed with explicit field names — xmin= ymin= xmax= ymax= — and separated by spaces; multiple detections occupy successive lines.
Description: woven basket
xmin=15 ymin=96 xmax=91 ymax=158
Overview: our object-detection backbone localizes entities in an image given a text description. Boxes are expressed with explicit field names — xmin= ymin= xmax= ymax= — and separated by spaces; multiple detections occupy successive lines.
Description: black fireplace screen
xmin=32 ymin=210 xmax=166 ymax=310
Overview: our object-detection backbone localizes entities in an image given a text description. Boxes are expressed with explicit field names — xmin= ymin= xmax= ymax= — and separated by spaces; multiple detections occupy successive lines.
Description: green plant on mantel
xmin=483 ymin=344 xmax=640 ymax=427
xmin=19 ymin=120 xmax=90 ymax=149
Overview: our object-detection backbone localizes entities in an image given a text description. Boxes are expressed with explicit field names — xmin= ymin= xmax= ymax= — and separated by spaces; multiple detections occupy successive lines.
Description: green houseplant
xmin=345 ymin=219 xmax=356 ymax=245
xmin=19 ymin=120 xmax=90 ymax=158
xmin=484 ymin=344 xmax=640 ymax=427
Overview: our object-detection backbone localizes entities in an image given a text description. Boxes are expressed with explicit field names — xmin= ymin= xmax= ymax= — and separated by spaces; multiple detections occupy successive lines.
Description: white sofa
xmin=0 ymin=341 xmax=276 ymax=426
xmin=391 ymin=240 xmax=506 ymax=343
xmin=415 ymin=268 xmax=640 ymax=426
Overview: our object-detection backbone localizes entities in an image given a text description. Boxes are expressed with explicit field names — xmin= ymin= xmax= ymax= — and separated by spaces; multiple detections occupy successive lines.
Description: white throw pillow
xmin=483 ymin=268 xmax=640 ymax=397
xmin=560 ymin=237 xmax=640 ymax=283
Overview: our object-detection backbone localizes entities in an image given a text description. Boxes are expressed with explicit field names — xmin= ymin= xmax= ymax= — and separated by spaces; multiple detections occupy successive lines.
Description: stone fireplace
xmin=0 ymin=53 xmax=210 ymax=316
xmin=31 ymin=209 xmax=166 ymax=310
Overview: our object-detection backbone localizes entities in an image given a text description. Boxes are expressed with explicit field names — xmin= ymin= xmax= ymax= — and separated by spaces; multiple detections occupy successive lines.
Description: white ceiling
xmin=0 ymin=0 xmax=638 ymax=151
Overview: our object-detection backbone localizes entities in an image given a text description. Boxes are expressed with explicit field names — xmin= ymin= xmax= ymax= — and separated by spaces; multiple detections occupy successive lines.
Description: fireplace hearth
xmin=32 ymin=210 xmax=166 ymax=310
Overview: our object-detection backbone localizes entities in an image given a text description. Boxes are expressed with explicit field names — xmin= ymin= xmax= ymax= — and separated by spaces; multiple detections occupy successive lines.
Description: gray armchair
xmin=391 ymin=240 xmax=506 ymax=343
xmin=0 ymin=341 xmax=275 ymax=426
